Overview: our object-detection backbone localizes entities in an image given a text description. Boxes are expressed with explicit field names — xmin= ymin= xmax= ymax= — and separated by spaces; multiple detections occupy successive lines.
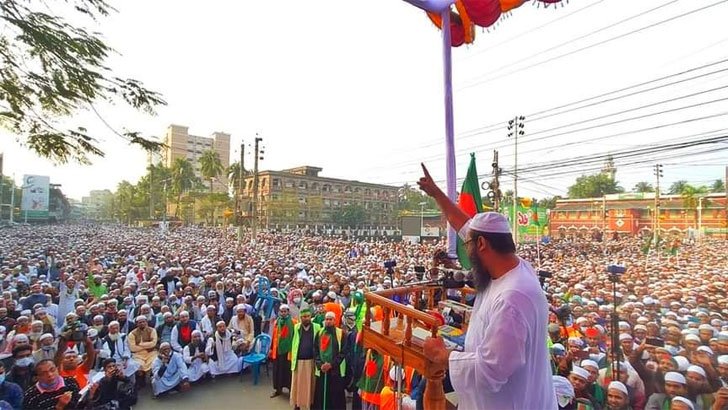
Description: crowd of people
xmin=0 ymin=224 xmax=726 ymax=410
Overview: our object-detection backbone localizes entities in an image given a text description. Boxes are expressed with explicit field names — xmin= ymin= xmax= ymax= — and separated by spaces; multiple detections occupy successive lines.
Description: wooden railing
xmin=362 ymin=285 xmax=474 ymax=410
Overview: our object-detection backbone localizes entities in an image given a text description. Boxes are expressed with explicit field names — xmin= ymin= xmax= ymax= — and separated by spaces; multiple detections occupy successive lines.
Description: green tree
xmin=711 ymin=179 xmax=725 ymax=193
xmin=633 ymin=181 xmax=654 ymax=193
xmin=115 ymin=180 xmax=137 ymax=224
xmin=567 ymin=173 xmax=624 ymax=199
xmin=170 ymin=158 xmax=198 ymax=218
xmin=668 ymin=180 xmax=689 ymax=195
xmin=196 ymin=193 xmax=230 ymax=226
xmin=538 ymin=196 xmax=561 ymax=209
xmin=1 ymin=0 xmax=165 ymax=164
xmin=333 ymin=203 xmax=367 ymax=228
xmin=680 ymin=184 xmax=709 ymax=228
xmin=136 ymin=162 xmax=171 ymax=219
xmin=397 ymin=184 xmax=436 ymax=212
xmin=199 ymin=149 xmax=224 ymax=193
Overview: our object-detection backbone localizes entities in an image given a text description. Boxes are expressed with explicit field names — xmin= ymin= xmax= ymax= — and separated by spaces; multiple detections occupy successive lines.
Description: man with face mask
xmin=418 ymin=165 xmax=556 ymax=410
xmin=182 ymin=330 xmax=209 ymax=383
xmin=0 ymin=361 xmax=23 ymax=410
xmin=7 ymin=344 xmax=35 ymax=391
xmin=290 ymin=308 xmax=319 ymax=410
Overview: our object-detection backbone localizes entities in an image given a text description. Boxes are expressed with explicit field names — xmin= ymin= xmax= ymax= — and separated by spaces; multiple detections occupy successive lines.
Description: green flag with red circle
xmin=457 ymin=154 xmax=483 ymax=269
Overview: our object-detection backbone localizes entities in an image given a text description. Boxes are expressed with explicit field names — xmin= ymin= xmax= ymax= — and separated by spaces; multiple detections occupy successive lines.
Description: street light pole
xmin=697 ymin=196 xmax=703 ymax=242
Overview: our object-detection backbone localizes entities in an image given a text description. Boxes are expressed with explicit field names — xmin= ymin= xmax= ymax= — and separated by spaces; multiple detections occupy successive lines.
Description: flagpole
xmin=441 ymin=9 xmax=458 ymax=259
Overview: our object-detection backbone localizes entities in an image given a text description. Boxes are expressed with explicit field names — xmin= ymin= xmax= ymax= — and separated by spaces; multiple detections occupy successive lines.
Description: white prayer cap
xmin=135 ymin=315 xmax=147 ymax=323
xmin=108 ymin=321 xmax=119 ymax=328
xmin=717 ymin=355 xmax=728 ymax=365
xmin=552 ymin=375 xmax=575 ymax=404
xmin=671 ymin=397 xmax=694 ymax=410
xmin=634 ymin=325 xmax=647 ymax=332
xmin=325 ymin=311 xmax=336 ymax=319
xmin=279 ymin=304 xmax=290 ymax=311
xmin=191 ymin=330 xmax=202 ymax=337
xmin=699 ymin=324 xmax=714 ymax=331
xmin=160 ymin=342 xmax=171 ymax=350
xmin=468 ymin=212 xmax=511 ymax=234
xmin=570 ymin=366 xmax=590 ymax=381
xmin=684 ymin=334 xmax=700 ymax=342
xmin=215 ymin=320 xmax=226 ymax=327
xmin=163 ymin=312 xmax=173 ymax=318
xmin=234 ymin=304 xmax=246 ymax=312
xmin=388 ymin=366 xmax=404 ymax=382
xmin=608 ymin=381 xmax=628 ymax=397
xmin=673 ymin=356 xmax=690 ymax=372
xmin=696 ymin=346 xmax=714 ymax=356
xmin=327 ymin=291 xmax=337 ymax=300
xmin=619 ymin=333 xmax=633 ymax=342
xmin=39 ymin=333 xmax=54 ymax=342
xmin=581 ymin=360 xmax=598 ymax=370
xmin=687 ymin=365 xmax=706 ymax=378
xmin=665 ymin=372 xmax=687 ymax=384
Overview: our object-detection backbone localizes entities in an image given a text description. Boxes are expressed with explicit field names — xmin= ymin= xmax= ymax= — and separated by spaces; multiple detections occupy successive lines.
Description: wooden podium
xmin=362 ymin=285 xmax=476 ymax=410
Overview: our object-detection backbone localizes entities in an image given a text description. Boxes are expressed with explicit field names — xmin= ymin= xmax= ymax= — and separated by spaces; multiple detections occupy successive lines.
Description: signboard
xmin=502 ymin=205 xmax=549 ymax=242
xmin=421 ymin=226 xmax=440 ymax=237
xmin=21 ymin=175 xmax=50 ymax=219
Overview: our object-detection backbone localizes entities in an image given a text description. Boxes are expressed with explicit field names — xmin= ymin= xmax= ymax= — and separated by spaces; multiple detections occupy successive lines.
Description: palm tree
xmin=680 ymin=184 xmax=709 ymax=228
xmin=633 ymin=181 xmax=654 ymax=193
xmin=170 ymin=158 xmax=198 ymax=218
xmin=199 ymin=149 xmax=224 ymax=193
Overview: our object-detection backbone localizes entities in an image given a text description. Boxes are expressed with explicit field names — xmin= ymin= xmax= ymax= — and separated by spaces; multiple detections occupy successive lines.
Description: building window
xmin=272 ymin=178 xmax=280 ymax=187
xmin=299 ymin=182 xmax=308 ymax=190
xmin=322 ymin=184 xmax=330 ymax=192
xmin=333 ymin=185 xmax=341 ymax=193
xmin=284 ymin=180 xmax=294 ymax=188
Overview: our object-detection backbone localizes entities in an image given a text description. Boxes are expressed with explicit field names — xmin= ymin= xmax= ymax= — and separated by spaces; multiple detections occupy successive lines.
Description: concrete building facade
xmin=162 ymin=125 xmax=231 ymax=193
xmin=81 ymin=189 xmax=113 ymax=220
xmin=239 ymin=166 xmax=399 ymax=231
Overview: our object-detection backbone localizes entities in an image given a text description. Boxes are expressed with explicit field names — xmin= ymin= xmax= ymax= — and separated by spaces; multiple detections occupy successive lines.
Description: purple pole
xmin=441 ymin=10 xmax=457 ymax=258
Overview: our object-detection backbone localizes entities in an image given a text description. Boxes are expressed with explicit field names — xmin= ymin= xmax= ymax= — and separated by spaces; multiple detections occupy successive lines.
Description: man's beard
xmin=109 ymin=333 xmax=120 ymax=341
xmin=468 ymin=249 xmax=491 ymax=292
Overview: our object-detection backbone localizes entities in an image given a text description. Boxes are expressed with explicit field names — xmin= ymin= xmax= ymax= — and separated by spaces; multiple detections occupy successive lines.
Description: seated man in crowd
xmin=156 ymin=312 xmax=177 ymax=346
xmin=128 ymin=316 xmax=158 ymax=388
xmin=151 ymin=342 xmax=190 ymax=398
xmin=100 ymin=321 xmax=140 ymax=382
xmin=55 ymin=335 xmax=96 ymax=390
xmin=229 ymin=304 xmax=254 ymax=355
xmin=182 ymin=330 xmax=209 ymax=383
xmin=0 ymin=361 xmax=24 ymax=410
xmin=88 ymin=358 xmax=137 ymax=409
xmin=206 ymin=321 xmax=240 ymax=377
xmin=171 ymin=311 xmax=197 ymax=353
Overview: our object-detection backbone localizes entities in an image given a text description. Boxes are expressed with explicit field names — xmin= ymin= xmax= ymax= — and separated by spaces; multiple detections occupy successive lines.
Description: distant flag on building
xmin=456 ymin=154 xmax=483 ymax=269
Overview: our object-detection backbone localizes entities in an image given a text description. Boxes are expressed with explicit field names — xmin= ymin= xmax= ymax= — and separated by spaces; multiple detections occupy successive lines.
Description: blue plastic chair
xmin=241 ymin=333 xmax=272 ymax=385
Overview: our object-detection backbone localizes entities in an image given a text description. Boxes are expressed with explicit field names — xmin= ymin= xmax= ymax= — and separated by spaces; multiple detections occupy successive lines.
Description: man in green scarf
xmin=312 ymin=312 xmax=347 ymax=410
xmin=271 ymin=304 xmax=295 ymax=398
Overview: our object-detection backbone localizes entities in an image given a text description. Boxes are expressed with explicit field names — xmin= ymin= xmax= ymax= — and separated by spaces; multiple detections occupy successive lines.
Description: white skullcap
xmin=466 ymin=212 xmax=511 ymax=234
xmin=234 ymin=304 xmax=245 ymax=312
xmin=619 ymin=333 xmax=633 ymax=341
xmin=215 ymin=320 xmax=225 ymax=327
xmin=687 ymin=365 xmax=706 ymax=378
xmin=684 ymin=334 xmax=700 ymax=342
xmin=327 ymin=291 xmax=337 ymax=300
xmin=581 ymin=360 xmax=598 ymax=370
xmin=191 ymin=330 xmax=202 ymax=337
xmin=634 ymin=325 xmax=647 ymax=332
xmin=699 ymin=324 xmax=714 ymax=331
xmin=570 ymin=366 xmax=590 ymax=380
xmin=159 ymin=342 xmax=171 ymax=350
xmin=717 ymin=355 xmax=728 ymax=365
xmin=39 ymin=333 xmax=54 ymax=342
xmin=696 ymin=346 xmax=714 ymax=356
xmin=325 ymin=311 xmax=336 ymax=319
xmin=163 ymin=312 xmax=173 ymax=318
xmin=552 ymin=375 xmax=574 ymax=402
xmin=608 ymin=381 xmax=628 ymax=397
xmin=671 ymin=397 xmax=694 ymax=410
xmin=279 ymin=304 xmax=289 ymax=311
xmin=388 ymin=366 xmax=404 ymax=382
xmin=665 ymin=372 xmax=687 ymax=384
xmin=673 ymin=356 xmax=690 ymax=372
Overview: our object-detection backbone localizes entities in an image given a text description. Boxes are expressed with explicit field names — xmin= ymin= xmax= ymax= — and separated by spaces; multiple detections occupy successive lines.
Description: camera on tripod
xmin=607 ymin=264 xmax=626 ymax=283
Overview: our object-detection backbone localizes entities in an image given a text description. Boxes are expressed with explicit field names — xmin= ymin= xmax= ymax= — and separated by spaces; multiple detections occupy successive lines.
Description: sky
xmin=1 ymin=0 xmax=727 ymax=201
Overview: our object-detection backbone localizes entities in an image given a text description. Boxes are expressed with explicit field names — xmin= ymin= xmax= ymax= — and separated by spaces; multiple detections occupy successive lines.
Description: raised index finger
xmin=421 ymin=163 xmax=432 ymax=179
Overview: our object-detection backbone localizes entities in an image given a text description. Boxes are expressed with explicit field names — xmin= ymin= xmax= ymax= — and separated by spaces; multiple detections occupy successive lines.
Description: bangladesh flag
xmin=456 ymin=154 xmax=483 ymax=269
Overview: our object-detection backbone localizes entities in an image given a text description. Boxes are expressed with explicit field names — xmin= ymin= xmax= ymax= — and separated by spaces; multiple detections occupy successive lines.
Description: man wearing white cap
xmin=569 ymin=366 xmax=599 ymax=409
xmin=182 ymin=330 xmax=209 ymax=383
xmin=718 ymin=355 xmax=728 ymax=387
xmin=128 ymin=315 xmax=158 ymax=387
xmin=607 ymin=381 xmax=632 ymax=410
xmin=671 ymin=396 xmax=695 ymax=410
xmin=581 ymin=359 xmax=606 ymax=408
xmin=418 ymin=164 xmax=556 ymax=410
xmin=205 ymin=321 xmax=241 ymax=377
xmin=646 ymin=372 xmax=691 ymax=410
xmin=151 ymin=342 xmax=190 ymax=398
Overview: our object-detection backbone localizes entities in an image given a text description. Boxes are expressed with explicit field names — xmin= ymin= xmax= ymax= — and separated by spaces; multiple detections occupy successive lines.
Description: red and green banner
xmin=457 ymin=154 xmax=483 ymax=269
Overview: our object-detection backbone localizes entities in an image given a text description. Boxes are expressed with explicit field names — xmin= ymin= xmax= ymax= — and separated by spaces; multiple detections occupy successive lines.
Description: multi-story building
xmin=81 ymin=189 xmax=113 ymax=220
xmin=549 ymin=192 xmax=727 ymax=238
xmin=162 ymin=125 xmax=231 ymax=193
xmin=239 ymin=166 xmax=399 ymax=231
